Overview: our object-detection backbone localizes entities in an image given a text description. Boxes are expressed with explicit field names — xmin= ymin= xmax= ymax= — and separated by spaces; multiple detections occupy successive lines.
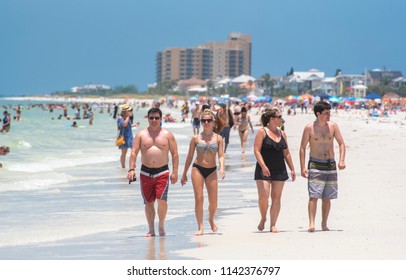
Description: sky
xmin=1 ymin=0 xmax=405 ymax=96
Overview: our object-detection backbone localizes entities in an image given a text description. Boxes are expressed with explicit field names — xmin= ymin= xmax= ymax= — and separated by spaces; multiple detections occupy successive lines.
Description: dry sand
xmin=176 ymin=108 xmax=406 ymax=260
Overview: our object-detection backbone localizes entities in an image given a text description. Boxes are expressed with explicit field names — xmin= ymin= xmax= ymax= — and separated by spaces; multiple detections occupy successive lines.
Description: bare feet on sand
xmin=321 ymin=223 xmax=330 ymax=231
xmin=209 ymin=219 xmax=218 ymax=233
xmin=194 ymin=229 xmax=204 ymax=236
xmin=145 ymin=231 xmax=156 ymax=237
xmin=145 ymin=228 xmax=166 ymax=237
xmin=308 ymin=223 xmax=315 ymax=232
xmin=271 ymin=226 xmax=279 ymax=233
xmin=257 ymin=219 xmax=266 ymax=231
xmin=159 ymin=226 xmax=166 ymax=236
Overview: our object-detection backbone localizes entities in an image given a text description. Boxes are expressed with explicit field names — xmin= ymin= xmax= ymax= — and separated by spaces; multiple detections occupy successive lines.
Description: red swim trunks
xmin=140 ymin=164 xmax=170 ymax=204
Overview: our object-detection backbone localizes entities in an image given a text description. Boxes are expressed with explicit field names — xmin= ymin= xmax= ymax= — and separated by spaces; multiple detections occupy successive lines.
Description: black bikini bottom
xmin=193 ymin=163 xmax=217 ymax=179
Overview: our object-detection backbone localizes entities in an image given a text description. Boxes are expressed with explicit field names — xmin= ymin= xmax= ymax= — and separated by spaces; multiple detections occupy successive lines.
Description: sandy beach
xmin=175 ymin=108 xmax=406 ymax=260
xmin=1 ymin=96 xmax=406 ymax=262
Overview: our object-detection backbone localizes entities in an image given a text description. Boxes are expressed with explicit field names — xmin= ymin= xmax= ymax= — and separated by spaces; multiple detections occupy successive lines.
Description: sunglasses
xmin=148 ymin=116 xmax=160 ymax=120
xmin=271 ymin=115 xmax=282 ymax=119
xmin=200 ymin=119 xmax=213 ymax=123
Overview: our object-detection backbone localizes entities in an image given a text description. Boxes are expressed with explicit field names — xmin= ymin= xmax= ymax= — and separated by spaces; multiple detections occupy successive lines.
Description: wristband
xmin=128 ymin=169 xmax=135 ymax=173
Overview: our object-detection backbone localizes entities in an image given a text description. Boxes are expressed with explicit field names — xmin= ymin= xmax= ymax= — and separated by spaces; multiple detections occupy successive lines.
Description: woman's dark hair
xmin=202 ymin=104 xmax=210 ymax=111
xmin=241 ymin=107 xmax=247 ymax=113
xmin=148 ymin=107 xmax=162 ymax=118
xmin=260 ymin=108 xmax=279 ymax=126
xmin=313 ymin=101 xmax=331 ymax=117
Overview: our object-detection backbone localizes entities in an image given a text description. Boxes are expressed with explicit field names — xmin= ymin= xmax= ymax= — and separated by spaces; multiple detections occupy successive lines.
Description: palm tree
xmin=262 ymin=73 xmax=276 ymax=96
xmin=248 ymin=80 xmax=254 ymax=94
xmin=262 ymin=73 xmax=271 ymax=95
xmin=206 ymin=80 xmax=214 ymax=96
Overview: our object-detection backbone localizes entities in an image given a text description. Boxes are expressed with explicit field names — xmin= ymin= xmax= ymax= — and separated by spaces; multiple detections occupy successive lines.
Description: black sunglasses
xmin=271 ymin=115 xmax=282 ymax=119
xmin=148 ymin=116 xmax=160 ymax=120
xmin=200 ymin=119 xmax=213 ymax=123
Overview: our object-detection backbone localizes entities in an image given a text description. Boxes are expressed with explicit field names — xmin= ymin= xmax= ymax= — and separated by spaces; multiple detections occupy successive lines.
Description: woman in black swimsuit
xmin=253 ymin=109 xmax=296 ymax=233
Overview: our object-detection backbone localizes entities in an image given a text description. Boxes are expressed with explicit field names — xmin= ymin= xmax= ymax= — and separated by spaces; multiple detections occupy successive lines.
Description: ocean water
xmin=0 ymin=98 xmax=260 ymax=259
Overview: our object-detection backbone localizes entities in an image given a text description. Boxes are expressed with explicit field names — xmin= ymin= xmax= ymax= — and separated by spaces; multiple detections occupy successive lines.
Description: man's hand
xmin=170 ymin=173 xmax=178 ymax=184
xmin=301 ymin=168 xmax=308 ymax=178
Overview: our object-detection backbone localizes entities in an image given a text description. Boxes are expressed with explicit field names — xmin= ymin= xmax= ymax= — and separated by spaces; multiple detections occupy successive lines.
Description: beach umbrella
xmin=300 ymin=93 xmax=313 ymax=100
xmin=341 ymin=96 xmax=355 ymax=105
xmin=355 ymin=98 xmax=366 ymax=103
xmin=382 ymin=92 xmax=400 ymax=99
xmin=248 ymin=93 xmax=258 ymax=101
xmin=382 ymin=92 xmax=400 ymax=103
xmin=365 ymin=92 xmax=381 ymax=100
xmin=328 ymin=96 xmax=340 ymax=103
xmin=286 ymin=95 xmax=298 ymax=102
xmin=315 ymin=92 xmax=331 ymax=99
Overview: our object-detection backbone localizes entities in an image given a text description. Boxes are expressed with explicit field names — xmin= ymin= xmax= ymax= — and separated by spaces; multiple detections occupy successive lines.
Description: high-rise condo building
xmin=156 ymin=33 xmax=251 ymax=83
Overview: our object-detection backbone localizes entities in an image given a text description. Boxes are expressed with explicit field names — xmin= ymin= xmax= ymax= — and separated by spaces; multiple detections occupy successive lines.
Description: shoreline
xmin=0 ymin=95 xmax=153 ymax=104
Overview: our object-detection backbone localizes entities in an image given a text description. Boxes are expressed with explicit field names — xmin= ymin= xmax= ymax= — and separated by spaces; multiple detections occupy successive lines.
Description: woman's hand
xmin=291 ymin=170 xmax=296 ymax=181
xmin=219 ymin=169 xmax=225 ymax=180
xmin=181 ymin=174 xmax=187 ymax=186
xmin=261 ymin=166 xmax=270 ymax=177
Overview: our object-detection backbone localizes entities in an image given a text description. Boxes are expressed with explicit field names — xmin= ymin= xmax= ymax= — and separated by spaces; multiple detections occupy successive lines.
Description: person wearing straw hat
xmin=117 ymin=104 xmax=138 ymax=168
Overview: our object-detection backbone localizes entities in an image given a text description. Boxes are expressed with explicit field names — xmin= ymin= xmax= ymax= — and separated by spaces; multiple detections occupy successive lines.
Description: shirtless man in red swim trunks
xmin=128 ymin=108 xmax=179 ymax=237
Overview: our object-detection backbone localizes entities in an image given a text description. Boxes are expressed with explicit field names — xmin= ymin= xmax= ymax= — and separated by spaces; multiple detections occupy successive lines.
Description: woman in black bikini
xmin=253 ymin=109 xmax=296 ymax=233
xmin=181 ymin=109 xmax=225 ymax=235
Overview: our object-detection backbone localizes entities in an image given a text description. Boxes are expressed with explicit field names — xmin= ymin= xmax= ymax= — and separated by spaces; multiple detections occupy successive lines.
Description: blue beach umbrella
xmin=328 ymin=96 xmax=340 ymax=103
xmin=315 ymin=92 xmax=331 ymax=100
xmin=365 ymin=92 xmax=381 ymax=100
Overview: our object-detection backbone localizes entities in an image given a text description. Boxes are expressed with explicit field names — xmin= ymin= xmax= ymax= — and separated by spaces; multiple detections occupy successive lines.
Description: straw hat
xmin=121 ymin=104 xmax=132 ymax=112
